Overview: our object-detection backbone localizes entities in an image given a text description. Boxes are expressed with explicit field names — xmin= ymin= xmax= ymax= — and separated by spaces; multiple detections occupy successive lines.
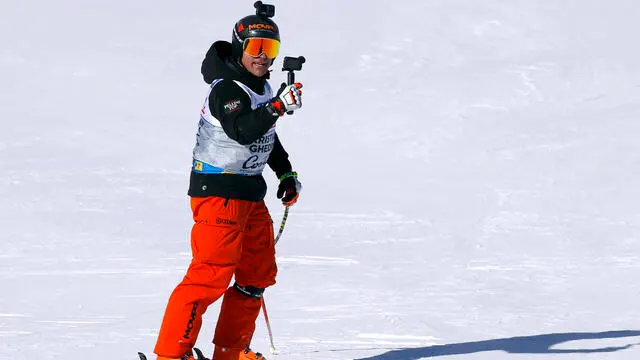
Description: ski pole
xmin=274 ymin=205 xmax=289 ymax=244
xmin=262 ymin=55 xmax=305 ymax=356
xmin=273 ymin=57 xmax=303 ymax=245
xmin=261 ymin=297 xmax=278 ymax=354
xmin=262 ymin=205 xmax=288 ymax=355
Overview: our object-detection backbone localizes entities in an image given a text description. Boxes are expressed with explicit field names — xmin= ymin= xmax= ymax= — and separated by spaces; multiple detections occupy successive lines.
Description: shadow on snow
xmin=355 ymin=330 xmax=640 ymax=359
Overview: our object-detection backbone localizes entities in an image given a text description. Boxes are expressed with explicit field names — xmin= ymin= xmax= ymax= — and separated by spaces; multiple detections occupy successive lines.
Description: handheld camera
xmin=282 ymin=56 xmax=306 ymax=114
xmin=282 ymin=56 xmax=306 ymax=85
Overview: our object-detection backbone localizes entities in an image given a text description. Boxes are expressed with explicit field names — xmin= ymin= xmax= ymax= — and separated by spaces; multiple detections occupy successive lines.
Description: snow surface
xmin=2 ymin=1 xmax=640 ymax=359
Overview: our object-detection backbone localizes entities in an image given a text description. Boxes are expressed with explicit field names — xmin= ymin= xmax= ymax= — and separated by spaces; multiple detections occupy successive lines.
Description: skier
xmin=152 ymin=3 xmax=303 ymax=360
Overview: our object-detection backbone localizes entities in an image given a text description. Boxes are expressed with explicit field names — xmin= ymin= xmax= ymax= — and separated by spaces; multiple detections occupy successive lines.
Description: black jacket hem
xmin=188 ymin=172 xmax=267 ymax=201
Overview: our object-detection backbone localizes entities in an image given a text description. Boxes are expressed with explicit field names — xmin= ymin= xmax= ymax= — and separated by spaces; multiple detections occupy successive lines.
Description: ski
xmin=138 ymin=347 xmax=208 ymax=360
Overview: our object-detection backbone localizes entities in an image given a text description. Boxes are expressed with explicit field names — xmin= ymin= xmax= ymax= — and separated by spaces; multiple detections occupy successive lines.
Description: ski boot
xmin=213 ymin=346 xmax=266 ymax=360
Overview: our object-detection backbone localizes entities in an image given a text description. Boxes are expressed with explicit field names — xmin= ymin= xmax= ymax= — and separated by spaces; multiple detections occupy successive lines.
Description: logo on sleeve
xmin=223 ymin=99 xmax=242 ymax=113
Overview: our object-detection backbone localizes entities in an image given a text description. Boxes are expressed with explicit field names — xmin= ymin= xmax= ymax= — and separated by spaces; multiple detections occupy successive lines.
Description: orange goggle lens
xmin=243 ymin=38 xmax=280 ymax=58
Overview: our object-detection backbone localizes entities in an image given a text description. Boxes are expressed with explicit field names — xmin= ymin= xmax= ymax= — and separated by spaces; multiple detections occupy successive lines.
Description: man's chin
xmin=251 ymin=66 xmax=269 ymax=76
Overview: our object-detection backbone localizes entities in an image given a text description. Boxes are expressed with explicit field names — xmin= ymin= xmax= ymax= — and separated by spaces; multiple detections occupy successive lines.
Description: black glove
xmin=277 ymin=172 xmax=302 ymax=206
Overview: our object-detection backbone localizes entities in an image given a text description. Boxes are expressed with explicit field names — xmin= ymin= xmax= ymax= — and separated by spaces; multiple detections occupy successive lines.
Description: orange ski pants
xmin=154 ymin=196 xmax=277 ymax=358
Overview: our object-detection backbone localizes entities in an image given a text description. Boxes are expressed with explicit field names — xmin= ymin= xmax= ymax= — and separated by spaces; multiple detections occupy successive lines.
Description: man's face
xmin=241 ymin=52 xmax=271 ymax=77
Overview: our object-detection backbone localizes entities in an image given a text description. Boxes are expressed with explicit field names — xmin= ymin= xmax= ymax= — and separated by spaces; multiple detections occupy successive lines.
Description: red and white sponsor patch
xmin=223 ymin=99 xmax=241 ymax=113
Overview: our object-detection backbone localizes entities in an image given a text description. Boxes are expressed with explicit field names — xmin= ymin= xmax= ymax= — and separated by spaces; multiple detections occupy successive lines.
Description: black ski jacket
xmin=188 ymin=41 xmax=292 ymax=200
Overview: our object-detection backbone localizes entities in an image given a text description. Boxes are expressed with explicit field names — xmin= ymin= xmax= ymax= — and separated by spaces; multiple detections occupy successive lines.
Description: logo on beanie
xmin=248 ymin=23 xmax=276 ymax=31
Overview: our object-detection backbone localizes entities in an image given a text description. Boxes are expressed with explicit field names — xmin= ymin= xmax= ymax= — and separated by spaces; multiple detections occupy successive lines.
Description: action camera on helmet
xmin=254 ymin=1 xmax=275 ymax=18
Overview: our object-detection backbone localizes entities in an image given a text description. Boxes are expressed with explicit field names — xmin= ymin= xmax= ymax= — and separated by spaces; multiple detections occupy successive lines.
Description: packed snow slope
xmin=2 ymin=1 xmax=640 ymax=359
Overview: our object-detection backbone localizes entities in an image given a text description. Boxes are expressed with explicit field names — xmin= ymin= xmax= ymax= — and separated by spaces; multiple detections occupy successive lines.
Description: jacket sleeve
xmin=209 ymin=80 xmax=280 ymax=145
xmin=267 ymin=134 xmax=293 ymax=179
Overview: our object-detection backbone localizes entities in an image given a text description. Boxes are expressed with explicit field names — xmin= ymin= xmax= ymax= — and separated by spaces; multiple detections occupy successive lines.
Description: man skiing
xmin=152 ymin=3 xmax=303 ymax=360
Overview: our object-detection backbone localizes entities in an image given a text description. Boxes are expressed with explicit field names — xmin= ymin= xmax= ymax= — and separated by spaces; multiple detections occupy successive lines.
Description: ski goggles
xmin=243 ymin=37 xmax=280 ymax=58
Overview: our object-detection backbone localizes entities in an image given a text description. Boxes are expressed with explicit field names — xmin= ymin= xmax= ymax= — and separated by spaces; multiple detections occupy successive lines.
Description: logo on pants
xmin=216 ymin=218 xmax=238 ymax=226
xmin=183 ymin=302 xmax=199 ymax=339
